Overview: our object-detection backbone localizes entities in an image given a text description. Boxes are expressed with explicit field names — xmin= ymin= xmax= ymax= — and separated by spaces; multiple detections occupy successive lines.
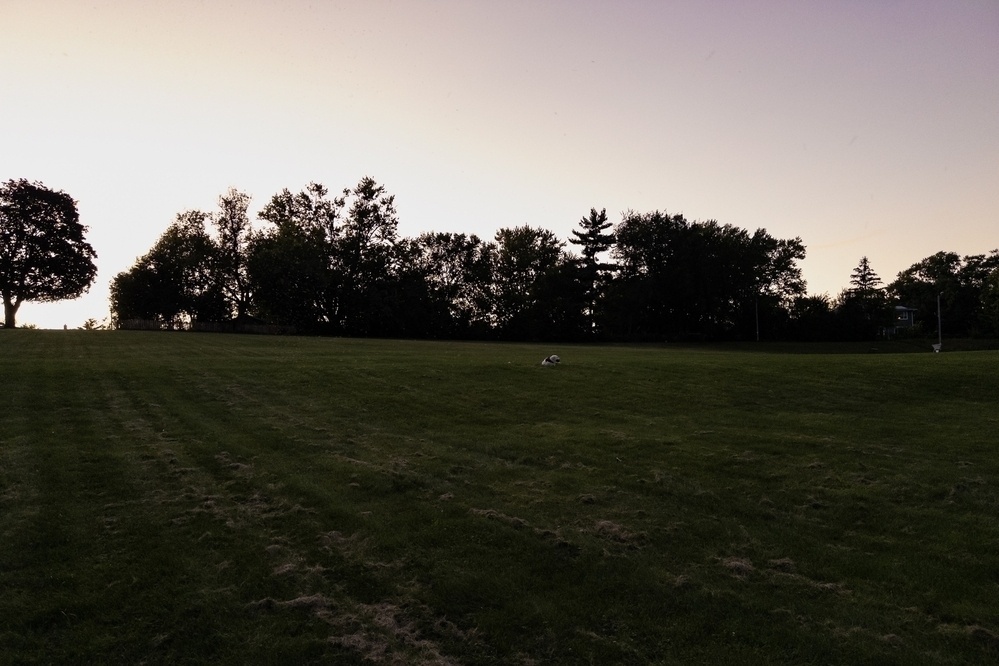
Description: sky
xmin=3 ymin=0 xmax=997 ymax=329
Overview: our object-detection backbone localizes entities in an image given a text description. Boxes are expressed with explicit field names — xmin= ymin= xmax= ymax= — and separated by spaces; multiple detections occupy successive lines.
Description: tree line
xmin=791 ymin=252 xmax=999 ymax=341
xmin=107 ymin=177 xmax=999 ymax=342
xmin=107 ymin=177 xmax=803 ymax=341
xmin=4 ymin=178 xmax=996 ymax=339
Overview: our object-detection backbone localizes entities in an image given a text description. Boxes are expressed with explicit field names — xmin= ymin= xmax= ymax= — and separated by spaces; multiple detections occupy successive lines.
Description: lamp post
xmin=755 ymin=295 xmax=760 ymax=342
xmin=936 ymin=292 xmax=943 ymax=352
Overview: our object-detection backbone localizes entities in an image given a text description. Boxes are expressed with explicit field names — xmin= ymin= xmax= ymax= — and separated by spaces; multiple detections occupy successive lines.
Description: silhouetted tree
xmin=569 ymin=208 xmax=615 ymax=335
xmin=959 ymin=251 xmax=999 ymax=335
xmin=110 ymin=212 xmax=227 ymax=327
xmin=745 ymin=230 xmax=806 ymax=340
xmin=849 ymin=256 xmax=882 ymax=294
xmin=533 ymin=255 xmax=588 ymax=341
xmin=888 ymin=251 xmax=999 ymax=337
xmin=1 ymin=179 xmax=97 ymax=328
xmin=889 ymin=252 xmax=959 ymax=335
xmin=980 ymin=267 xmax=999 ymax=337
xmin=606 ymin=211 xmax=804 ymax=341
xmin=606 ymin=211 xmax=685 ymax=340
xmin=753 ymin=231 xmax=807 ymax=305
xmin=257 ymin=182 xmax=344 ymax=240
xmin=213 ymin=189 xmax=255 ymax=318
xmin=109 ymin=262 xmax=162 ymax=324
xmin=248 ymin=178 xmax=415 ymax=336
xmin=787 ymin=294 xmax=837 ymax=341
xmin=251 ymin=183 xmax=344 ymax=331
xmin=410 ymin=232 xmax=496 ymax=338
xmin=334 ymin=177 xmax=401 ymax=336
xmin=372 ymin=237 xmax=441 ymax=338
xmin=835 ymin=256 xmax=891 ymax=339
xmin=111 ymin=191 xmax=268 ymax=329
xmin=490 ymin=226 xmax=583 ymax=340
xmin=247 ymin=223 xmax=328 ymax=330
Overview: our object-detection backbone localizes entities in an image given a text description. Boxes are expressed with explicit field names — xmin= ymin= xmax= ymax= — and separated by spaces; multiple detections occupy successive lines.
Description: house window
xmin=897 ymin=311 xmax=909 ymax=321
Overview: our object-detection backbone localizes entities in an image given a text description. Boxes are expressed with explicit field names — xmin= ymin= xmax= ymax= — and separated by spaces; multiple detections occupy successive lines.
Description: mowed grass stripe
xmin=4 ymin=336 xmax=370 ymax=662
xmin=2 ymin=331 xmax=998 ymax=664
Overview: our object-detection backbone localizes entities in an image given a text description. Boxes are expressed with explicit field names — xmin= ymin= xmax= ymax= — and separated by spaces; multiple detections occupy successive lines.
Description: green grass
xmin=2 ymin=331 xmax=998 ymax=664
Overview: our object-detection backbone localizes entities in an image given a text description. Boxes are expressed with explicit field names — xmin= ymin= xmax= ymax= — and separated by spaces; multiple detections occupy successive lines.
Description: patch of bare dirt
xmin=721 ymin=556 xmax=755 ymax=576
xmin=214 ymin=451 xmax=254 ymax=477
xmin=762 ymin=560 xmax=851 ymax=594
xmin=767 ymin=557 xmax=796 ymax=572
xmin=329 ymin=601 xmax=462 ymax=665
xmin=248 ymin=593 xmax=333 ymax=614
xmin=249 ymin=592 xmax=465 ymax=665
xmin=592 ymin=520 xmax=648 ymax=546
xmin=469 ymin=508 xmax=529 ymax=529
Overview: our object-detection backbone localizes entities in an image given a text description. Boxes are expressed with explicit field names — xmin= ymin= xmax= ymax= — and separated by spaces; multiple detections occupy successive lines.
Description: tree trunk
xmin=3 ymin=296 xmax=19 ymax=328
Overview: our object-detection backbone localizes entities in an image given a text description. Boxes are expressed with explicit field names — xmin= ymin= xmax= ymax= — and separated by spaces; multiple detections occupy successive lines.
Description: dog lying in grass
xmin=541 ymin=355 xmax=560 ymax=367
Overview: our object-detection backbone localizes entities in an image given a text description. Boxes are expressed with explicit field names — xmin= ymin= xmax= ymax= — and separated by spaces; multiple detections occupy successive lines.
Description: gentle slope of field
xmin=2 ymin=331 xmax=997 ymax=664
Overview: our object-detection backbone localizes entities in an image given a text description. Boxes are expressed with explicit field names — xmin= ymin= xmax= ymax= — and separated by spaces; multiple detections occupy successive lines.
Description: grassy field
xmin=2 ymin=331 xmax=997 ymax=664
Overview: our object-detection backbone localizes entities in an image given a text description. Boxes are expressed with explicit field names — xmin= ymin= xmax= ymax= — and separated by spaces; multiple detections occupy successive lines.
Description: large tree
xmin=607 ymin=211 xmax=804 ymax=341
xmin=835 ymin=256 xmax=892 ymax=340
xmin=110 ymin=190 xmax=260 ymax=328
xmin=980 ymin=268 xmax=999 ymax=337
xmin=569 ymin=208 xmax=615 ymax=335
xmin=1 ymin=179 xmax=97 ymax=328
xmin=109 ymin=211 xmax=226 ymax=327
xmin=888 ymin=250 xmax=999 ymax=337
xmin=849 ymin=256 xmax=883 ymax=295
xmin=212 ymin=188 xmax=255 ymax=318
xmin=251 ymin=183 xmax=344 ymax=331
xmin=410 ymin=232 xmax=496 ymax=338
xmin=490 ymin=225 xmax=584 ymax=340
xmin=333 ymin=177 xmax=402 ymax=336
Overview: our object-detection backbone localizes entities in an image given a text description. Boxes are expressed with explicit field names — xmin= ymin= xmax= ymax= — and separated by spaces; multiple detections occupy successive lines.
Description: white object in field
xmin=541 ymin=355 xmax=561 ymax=367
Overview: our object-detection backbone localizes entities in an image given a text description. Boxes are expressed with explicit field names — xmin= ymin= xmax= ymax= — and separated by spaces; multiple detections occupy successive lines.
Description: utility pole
xmin=755 ymin=296 xmax=760 ymax=342
xmin=937 ymin=292 xmax=943 ymax=351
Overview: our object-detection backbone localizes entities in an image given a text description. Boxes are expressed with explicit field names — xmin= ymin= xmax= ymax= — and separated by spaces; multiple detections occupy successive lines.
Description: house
xmin=882 ymin=305 xmax=917 ymax=337
xmin=893 ymin=305 xmax=917 ymax=329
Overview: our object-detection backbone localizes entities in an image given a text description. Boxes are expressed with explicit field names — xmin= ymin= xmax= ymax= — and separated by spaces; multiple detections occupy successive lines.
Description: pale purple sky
xmin=4 ymin=0 xmax=997 ymax=329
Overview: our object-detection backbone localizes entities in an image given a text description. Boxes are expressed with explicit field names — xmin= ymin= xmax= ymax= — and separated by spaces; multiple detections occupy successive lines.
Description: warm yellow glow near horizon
xmin=4 ymin=0 xmax=997 ymax=328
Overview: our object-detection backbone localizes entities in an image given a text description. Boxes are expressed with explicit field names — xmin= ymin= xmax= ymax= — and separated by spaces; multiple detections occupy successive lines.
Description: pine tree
xmin=842 ymin=256 xmax=890 ymax=339
xmin=849 ymin=256 xmax=883 ymax=296
xmin=570 ymin=208 xmax=614 ymax=265
xmin=568 ymin=208 xmax=615 ymax=335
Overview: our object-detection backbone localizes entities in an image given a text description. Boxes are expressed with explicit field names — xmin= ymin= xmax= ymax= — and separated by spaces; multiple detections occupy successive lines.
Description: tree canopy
xmin=109 ymin=211 xmax=226 ymax=327
xmin=108 ymin=187 xmax=809 ymax=341
xmin=888 ymin=250 xmax=999 ymax=337
xmin=107 ymin=176 xmax=998 ymax=343
xmin=1 ymin=179 xmax=97 ymax=328
xmin=606 ymin=211 xmax=805 ymax=340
